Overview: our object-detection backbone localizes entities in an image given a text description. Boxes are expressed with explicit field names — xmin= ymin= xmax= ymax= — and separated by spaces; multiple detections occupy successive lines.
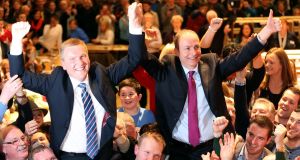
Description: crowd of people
xmin=0 ymin=0 xmax=299 ymax=160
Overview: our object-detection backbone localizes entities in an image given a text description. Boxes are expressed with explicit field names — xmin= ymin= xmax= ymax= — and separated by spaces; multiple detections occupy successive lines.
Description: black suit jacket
xmin=8 ymin=34 xmax=146 ymax=159
xmin=141 ymin=37 xmax=264 ymax=145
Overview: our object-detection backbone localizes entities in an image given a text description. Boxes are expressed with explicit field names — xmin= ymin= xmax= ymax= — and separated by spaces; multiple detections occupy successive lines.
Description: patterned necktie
xmin=78 ymin=83 xmax=99 ymax=159
xmin=188 ymin=71 xmax=200 ymax=147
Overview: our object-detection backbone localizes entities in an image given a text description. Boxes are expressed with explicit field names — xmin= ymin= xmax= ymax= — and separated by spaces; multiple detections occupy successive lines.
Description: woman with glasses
xmin=0 ymin=125 xmax=29 ymax=160
xmin=117 ymin=78 xmax=155 ymax=131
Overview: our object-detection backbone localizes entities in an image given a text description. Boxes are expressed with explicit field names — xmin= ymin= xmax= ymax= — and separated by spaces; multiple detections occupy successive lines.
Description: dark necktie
xmin=188 ymin=71 xmax=200 ymax=147
xmin=78 ymin=83 xmax=99 ymax=159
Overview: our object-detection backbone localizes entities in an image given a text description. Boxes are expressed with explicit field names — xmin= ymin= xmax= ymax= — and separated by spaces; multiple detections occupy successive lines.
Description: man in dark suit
xmin=8 ymin=2 xmax=145 ymax=160
xmin=141 ymin=10 xmax=281 ymax=160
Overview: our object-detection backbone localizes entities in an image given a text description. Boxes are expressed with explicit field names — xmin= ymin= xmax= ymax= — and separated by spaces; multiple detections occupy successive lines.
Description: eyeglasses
xmin=2 ymin=135 xmax=28 ymax=145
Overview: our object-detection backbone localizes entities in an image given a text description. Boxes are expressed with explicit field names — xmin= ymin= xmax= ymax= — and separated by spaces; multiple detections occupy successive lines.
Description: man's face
xmin=286 ymin=112 xmax=300 ymax=140
xmin=61 ymin=45 xmax=90 ymax=82
xmin=2 ymin=128 xmax=29 ymax=160
xmin=278 ymin=90 xmax=299 ymax=119
xmin=135 ymin=137 xmax=163 ymax=160
xmin=251 ymin=104 xmax=273 ymax=122
xmin=177 ymin=32 xmax=201 ymax=70
xmin=33 ymin=149 xmax=57 ymax=160
xmin=245 ymin=123 xmax=271 ymax=156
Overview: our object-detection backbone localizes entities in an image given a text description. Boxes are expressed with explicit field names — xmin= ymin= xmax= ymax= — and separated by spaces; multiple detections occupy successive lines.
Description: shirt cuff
xmin=129 ymin=25 xmax=143 ymax=35
xmin=256 ymin=34 xmax=267 ymax=45
xmin=10 ymin=40 xmax=23 ymax=55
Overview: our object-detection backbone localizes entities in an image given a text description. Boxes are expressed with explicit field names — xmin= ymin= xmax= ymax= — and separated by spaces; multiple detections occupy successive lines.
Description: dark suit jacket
xmin=8 ymin=34 xmax=145 ymax=159
xmin=141 ymin=37 xmax=264 ymax=146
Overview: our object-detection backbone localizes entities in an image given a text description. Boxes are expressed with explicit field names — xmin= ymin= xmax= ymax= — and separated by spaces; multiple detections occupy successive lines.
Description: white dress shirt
xmin=172 ymin=65 xmax=215 ymax=144
xmin=60 ymin=75 xmax=105 ymax=153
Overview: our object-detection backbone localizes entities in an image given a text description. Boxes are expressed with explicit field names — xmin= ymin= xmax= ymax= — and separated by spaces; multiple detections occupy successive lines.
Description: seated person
xmin=91 ymin=15 xmax=114 ymax=45
xmin=68 ymin=18 xmax=89 ymax=43
xmin=118 ymin=78 xmax=155 ymax=130
xmin=28 ymin=144 xmax=57 ymax=160
xmin=266 ymin=18 xmax=300 ymax=51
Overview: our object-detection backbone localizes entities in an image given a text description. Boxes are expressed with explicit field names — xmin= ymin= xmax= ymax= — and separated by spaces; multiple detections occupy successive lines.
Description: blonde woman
xmin=92 ymin=15 xmax=114 ymax=45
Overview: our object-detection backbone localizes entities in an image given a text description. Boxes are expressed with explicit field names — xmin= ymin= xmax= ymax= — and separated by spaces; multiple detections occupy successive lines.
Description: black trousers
xmin=168 ymin=139 xmax=214 ymax=160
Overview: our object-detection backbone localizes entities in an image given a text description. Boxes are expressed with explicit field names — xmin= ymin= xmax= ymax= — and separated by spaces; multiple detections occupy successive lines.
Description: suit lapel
xmin=198 ymin=60 xmax=209 ymax=99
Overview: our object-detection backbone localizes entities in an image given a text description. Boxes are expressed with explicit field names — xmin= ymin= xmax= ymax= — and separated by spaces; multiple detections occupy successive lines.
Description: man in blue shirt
xmin=68 ymin=19 xmax=89 ymax=43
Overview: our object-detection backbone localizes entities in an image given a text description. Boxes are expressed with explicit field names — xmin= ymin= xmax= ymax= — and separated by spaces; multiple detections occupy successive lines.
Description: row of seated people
xmin=0 ymin=2 xmax=299 ymax=160
xmin=1 ymin=0 xmax=300 ymax=59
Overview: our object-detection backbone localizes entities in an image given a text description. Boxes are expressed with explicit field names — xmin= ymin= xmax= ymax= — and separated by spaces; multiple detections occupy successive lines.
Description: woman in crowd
xmin=235 ymin=23 xmax=254 ymax=46
xmin=92 ymin=15 xmax=114 ymax=45
xmin=38 ymin=15 xmax=62 ymax=54
xmin=259 ymin=47 xmax=297 ymax=108
xmin=29 ymin=10 xmax=44 ymax=40
xmin=117 ymin=78 xmax=155 ymax=131
xmin=163 ymin=14 xmax=183 ymax=44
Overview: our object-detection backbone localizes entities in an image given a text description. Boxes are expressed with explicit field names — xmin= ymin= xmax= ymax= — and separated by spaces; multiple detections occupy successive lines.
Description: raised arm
xmin=107 ymin=2 xmax=147 ymax=85
xmin=200 ymin=18 xmax=223 ymax=49
xmin=219 ymin=10 xmax=281 ymax=79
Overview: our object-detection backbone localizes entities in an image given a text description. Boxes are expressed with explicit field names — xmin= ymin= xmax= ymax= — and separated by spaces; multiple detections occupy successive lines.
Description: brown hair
xmin=249 ymin=115 xmax=274 ymax=138
xmin=261 ymin=48 xmax=296 ymax=91
xmin=118 ymin=78 xmax=141 ymax=95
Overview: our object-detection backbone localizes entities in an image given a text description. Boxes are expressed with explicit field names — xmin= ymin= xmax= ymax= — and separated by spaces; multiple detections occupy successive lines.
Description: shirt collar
xmin=69 ymin=75 xmax=90 ymax=91
xmin=182 ymin=65 xmax=199 ymax=78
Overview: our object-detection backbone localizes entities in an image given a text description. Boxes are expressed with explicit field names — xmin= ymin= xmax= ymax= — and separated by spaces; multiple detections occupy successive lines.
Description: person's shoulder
xmin=140 ymin=108 xmax=153 ymax=114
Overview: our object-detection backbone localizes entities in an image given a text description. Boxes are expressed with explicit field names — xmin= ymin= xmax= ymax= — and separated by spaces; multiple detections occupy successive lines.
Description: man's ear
xmin=138 ymin=93 xmax=142 ymax=101
xmin=61 ymin=60 xmax=67 ymax=70
xmin=134 ymin=144 xmax=139 ymax=156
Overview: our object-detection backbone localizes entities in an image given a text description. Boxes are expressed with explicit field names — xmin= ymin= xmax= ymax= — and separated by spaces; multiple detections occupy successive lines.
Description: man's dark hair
xmin=249 ymin=115 xmax=274 ymax=138
xmin=118 ymin=78 xmax=141 ymax=95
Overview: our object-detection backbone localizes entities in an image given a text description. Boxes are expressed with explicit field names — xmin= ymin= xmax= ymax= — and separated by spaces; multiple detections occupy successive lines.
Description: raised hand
xmin=219 ymin=132 xmax=235 ymax=160
xmin=257 ymin=10 xmax=281 ymax=43
xmin=0 ymin=75 xmax=23 ymax=105
xmin=25 ymin=120 xmax=39 ymax=136
xmin=210 ymin=18 xmax=223 ymax=32
xmin=213 ymin=116 xmax=229 ymax=138
xmin=274 ymin=124 xmax=287 ymax=151
xmin=265 ymin=10 xmax=281 ymax=33
xmin=11 ymin=21 xmax=31 ymax=40
xmin=128 ymin=2 xmax=143 ymax=34
xmin=201 ymin=152 xmax=211 ymax=160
